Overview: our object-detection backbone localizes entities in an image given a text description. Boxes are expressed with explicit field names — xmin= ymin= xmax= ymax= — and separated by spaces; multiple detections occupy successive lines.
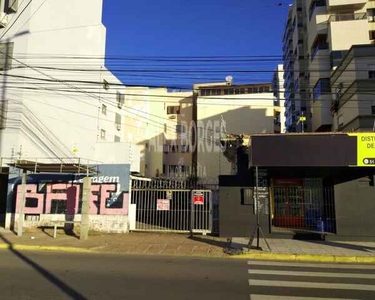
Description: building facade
xmin=282 ymin=0 xmax=375 ymax=132
xmin=272 ymin=64 xmax=286 ymax=133
xmin=331 ymin=44 xmax=375 ymax=131
xmin=0 ymin=0 xmax=141 ymax=170
xmin=194 ymin=81 xmax=277 ymax=182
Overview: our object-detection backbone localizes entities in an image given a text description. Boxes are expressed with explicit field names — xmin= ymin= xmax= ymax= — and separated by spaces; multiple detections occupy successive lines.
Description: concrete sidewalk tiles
xmin=1 ymin=229 xmax=375 ymax=263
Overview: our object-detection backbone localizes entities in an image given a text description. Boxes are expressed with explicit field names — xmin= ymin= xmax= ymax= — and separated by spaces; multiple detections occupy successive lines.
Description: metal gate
xmin=130 ymin=178 xmax=212 ymax=233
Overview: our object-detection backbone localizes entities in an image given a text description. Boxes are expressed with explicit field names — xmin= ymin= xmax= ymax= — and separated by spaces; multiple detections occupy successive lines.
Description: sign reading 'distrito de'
xmin=348 ymin=133 xmax=375 ymax=166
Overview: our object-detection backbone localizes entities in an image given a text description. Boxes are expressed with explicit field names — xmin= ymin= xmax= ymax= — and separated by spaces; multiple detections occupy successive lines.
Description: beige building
xmin=283 ymin=0 xmax=375 ymax=132
xmin=128 ymin=81 xmax=278 ymax=182
xmin=194 ymin=82 xmax=277 ymax=182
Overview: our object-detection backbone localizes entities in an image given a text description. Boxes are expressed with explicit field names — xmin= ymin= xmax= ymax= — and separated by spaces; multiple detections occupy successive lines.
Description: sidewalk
xmin=1 ymin=228 xmax=375 ymax=263
xmin=230 ymin=237 xmax=375 ymax=263
xmin=0 ymin=228 xmax=228 ymax=257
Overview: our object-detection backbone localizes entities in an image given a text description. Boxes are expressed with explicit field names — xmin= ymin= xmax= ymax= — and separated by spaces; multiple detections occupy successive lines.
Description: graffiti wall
xmin=5 ymin=164 xmax=131 ymax=233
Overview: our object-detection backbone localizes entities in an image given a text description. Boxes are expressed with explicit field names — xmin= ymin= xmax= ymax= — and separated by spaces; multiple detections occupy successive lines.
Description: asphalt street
xmin=0 ymin=249 xmax=248 ymax=300
xmin=1 ymin=248 xmax=375 ymax=300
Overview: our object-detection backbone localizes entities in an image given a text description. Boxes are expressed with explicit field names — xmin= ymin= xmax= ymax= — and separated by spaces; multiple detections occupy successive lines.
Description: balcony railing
xmin=328 ymin=12 xmax=367 ymax=22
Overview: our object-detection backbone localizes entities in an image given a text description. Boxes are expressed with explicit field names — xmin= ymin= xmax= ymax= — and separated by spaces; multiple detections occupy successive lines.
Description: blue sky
xmin=102 ymin=0 xmax=291 ymax=88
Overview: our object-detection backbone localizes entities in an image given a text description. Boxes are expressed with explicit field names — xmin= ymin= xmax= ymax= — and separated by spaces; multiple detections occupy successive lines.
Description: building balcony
xmin=311 ymin=95 xmax=333 ymax=132
xmin=327 ymin=0 xmax=366 ymax=8
xmin=328 ymin=12 xmax=367 ymax=23
xmin=329 ymin=15 xmax=370 ymax=51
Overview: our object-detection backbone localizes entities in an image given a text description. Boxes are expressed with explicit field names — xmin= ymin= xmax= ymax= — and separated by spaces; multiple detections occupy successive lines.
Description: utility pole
xmin=17 ymin=170 xmax=27 ymax=237
xmin=191 ymin=90 xmax=198 ymax=178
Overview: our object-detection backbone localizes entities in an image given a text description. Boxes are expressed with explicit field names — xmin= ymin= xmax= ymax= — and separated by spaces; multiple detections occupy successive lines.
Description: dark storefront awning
xmin=251 ymin=133 xmax=375 ymax=167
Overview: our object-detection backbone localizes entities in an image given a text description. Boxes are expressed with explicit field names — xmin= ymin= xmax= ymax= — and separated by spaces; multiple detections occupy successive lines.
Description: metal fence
xmin=131 ymin=178 xmax=212 ymax=234
xmin=271 ymin=186 xmax=336 ymax=234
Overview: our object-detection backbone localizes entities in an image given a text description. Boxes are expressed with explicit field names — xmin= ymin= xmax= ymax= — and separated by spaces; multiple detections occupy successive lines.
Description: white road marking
xmin=249 ymin=279 xmax=375 ymax=291
xmin=250 ymin=295 xmax=360 ymax=300
xmin=247 ymin=260 xmax=375 ymax=269
xmin=248 ymin=269 xmax=375 ymax=279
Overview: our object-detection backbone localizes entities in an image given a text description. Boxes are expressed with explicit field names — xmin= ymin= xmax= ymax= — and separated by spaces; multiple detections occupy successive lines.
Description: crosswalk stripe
xmin=250 ymin=295 xmax=360 ymax=300
xmin=249 ymin=279 xmax=375 ymax=291
xmin=247 ymin=260 xmax=375 ymax=269
xmin=248 ymin=269 xmax=375 ymax=279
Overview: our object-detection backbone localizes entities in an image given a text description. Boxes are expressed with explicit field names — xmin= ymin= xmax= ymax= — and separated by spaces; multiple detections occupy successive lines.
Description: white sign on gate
xmin=157 ymin=199 xmax=170 ymax=211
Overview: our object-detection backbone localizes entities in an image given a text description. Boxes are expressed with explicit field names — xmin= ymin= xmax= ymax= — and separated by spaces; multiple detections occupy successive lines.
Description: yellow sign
xmin=72 ymin=146 xmax=78 ymax=154
xmin=299 ymin=116 xmax=306 ymax=122
xmin=348 ymin=133 xmax=375 ymax=166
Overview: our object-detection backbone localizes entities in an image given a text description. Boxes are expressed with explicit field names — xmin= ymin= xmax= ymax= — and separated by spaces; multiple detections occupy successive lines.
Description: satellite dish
xmin=225 ymin=76 xmax=233 ymax=83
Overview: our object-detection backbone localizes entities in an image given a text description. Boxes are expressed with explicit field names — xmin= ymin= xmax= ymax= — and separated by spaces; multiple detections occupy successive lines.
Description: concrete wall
xmin=334 ymin=178 xmax=375 ymax=239
xmin=329 ymin=20 xmax=370 ymax=51
xmin=8 ymin=213 xmax=129 ymax=234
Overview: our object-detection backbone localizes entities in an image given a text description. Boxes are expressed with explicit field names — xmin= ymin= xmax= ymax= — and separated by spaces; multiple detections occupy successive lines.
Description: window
xmin=201 ymin=89 xmax=209 ymax=96
xmin=369 ymin=65 xmax=375 ymax=79
xmin=114 ymin=135 xmax=120 ymax=142
xmin=0 ymin=42 xmax=14 ymax=70
xmin=181 ymin=144 xmax=190 ymax=153
xmin=176 ymin=124 xmax=186 ymax=133
xmin=313 ymin=78 xmax=331 ymax=101
xmin=170 ymin=145 xmax=178 ymax=153
xmin=167 ymin=106 xmax=180 ymax=114
xmin=101 ymin=104 xmax=107 ymax=115
xmin=163 ymin=145 xmax=169 ymax=153
xmin=103 ymin=79 xmax=109 ymax=90
xmin=372 ymin=106 xmax=375 ymax=115
xmin=6 ymin=0 xmax=18 ymax=12
xmin=368 ymin=9 xmax=375 ymax=22
xmin=100 ymin=129 xmax=106 ymax=140
xmin=115 ymin=113 xmax=121 ymax=131
xmin=309 ymin=0 xmax=326 ymax=21
xmin=117 ymin=92 xmax=125 ymax=108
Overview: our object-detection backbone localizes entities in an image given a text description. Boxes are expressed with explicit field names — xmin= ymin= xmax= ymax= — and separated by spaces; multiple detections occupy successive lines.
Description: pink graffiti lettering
xmin=16 ymin=185 xmax=44 ymax=214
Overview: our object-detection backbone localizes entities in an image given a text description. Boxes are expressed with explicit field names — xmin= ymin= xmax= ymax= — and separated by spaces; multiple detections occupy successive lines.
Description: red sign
xmin=193 ymin=193 xmax=204 ymax=205
xmin=157 ymin=199 xmax=170 ymax=211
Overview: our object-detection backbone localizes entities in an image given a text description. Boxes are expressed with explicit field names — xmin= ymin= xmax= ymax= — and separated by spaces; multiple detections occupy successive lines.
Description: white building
xmin=0 ymin=0 xmax=140 ymax=170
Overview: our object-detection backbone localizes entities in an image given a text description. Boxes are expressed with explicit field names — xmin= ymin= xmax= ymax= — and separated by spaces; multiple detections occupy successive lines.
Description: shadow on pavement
xmin=188 ymin=235 xmax=229 ymax=248
xmin=307 ymin=239 xmax=375 ymax=253
xmin=0 ymin=233 xmax=88 ymax=300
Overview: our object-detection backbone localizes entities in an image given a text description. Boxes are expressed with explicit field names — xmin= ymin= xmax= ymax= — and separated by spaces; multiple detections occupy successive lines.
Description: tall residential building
xmin=283 ymin=0 xmax=375 ymax=132
xmin=0 ymin=0 xmax=151 ymax=171
xmin=273 ymin=64 xmax=286 ymax=133
xmin=331 ymin=44 xmax=375 ymax=131
xmin=282 ymin=0 xmax=310 ymax=132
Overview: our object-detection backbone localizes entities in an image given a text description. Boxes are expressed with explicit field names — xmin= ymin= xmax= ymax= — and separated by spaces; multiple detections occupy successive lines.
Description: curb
xmin=0 ymin=243 xmax=93 ymax=254
xmin=229 ymin=252 xmax=375 ymax=264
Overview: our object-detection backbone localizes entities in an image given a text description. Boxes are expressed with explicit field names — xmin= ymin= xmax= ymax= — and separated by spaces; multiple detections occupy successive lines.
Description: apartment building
xmin=331 ymin=44 xmax=375 ymax=131
xmin=0 ymin=0 xmax=140 ymax=170
xmin=272 ymin=64 xmax=286 ymax=133
xmin=194 ymin=81 xmax=277 ymax=182
xmin=282 ymin=0 xmax=310 ymax=133
xmin=283 ymin=0 xmax=375 ymax=132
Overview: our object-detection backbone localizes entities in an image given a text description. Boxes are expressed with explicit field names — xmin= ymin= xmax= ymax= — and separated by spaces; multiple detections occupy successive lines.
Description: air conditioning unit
xmin=116 ymin=124 xmax=121 ymax=131
xmin=168 ymin=115 xmax=176 ymax=120
xmin=0 ymin=13 xmax=9 ymax=28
